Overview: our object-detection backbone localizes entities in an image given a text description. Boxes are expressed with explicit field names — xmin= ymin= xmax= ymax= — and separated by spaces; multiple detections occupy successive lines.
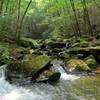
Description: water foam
xmin=51 ymin=60 xmax=80 ymax=81
xmin=0 ymin=78 xmax=51 ymax=100
xmin=0 ymin=65 xmax=51 ymax=100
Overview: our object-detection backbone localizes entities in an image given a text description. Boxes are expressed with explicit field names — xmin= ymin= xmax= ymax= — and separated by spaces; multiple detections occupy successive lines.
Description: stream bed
xmin=0 ymin=66 xmax=100 ymax=100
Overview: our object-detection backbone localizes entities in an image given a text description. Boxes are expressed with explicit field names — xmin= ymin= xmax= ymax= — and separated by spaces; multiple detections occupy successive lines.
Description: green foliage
xmin=0 ymin=43 xmax=12 ymax=65
xmin=0 ymin=0 xmax=100 ymax=38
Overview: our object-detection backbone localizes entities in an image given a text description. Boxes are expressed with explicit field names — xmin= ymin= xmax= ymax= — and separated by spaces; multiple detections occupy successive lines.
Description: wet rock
xmin=37 ymin=70 xmax=53 ymax=79
xmin=35 ymin=70 xmax=61 ymax=83
xmin=48 ymin=72 xmax=61 ymax=83
xmin=66 ymin=59 xmax=90 ymax=72
xmin=84 ymin=55 xmax=96 ymax=68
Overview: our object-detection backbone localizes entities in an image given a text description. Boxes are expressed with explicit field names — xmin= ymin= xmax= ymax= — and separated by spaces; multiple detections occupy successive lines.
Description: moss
xmin=37 ymin=70 xmax=53 ymax=80
xmin=20 ymin=37 xmax=40 ymax=48
xmin=8 ymin=54 xmax=51 ymax=78
xmin=84 ymin=55 xmax=96 ymax=68
xmin=21 ymin=54 xmax=51 ymax=75
xmin=67 ymin=59 xmax=90 ymax=71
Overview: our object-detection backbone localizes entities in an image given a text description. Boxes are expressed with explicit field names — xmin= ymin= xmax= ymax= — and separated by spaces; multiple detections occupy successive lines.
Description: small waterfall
xmin=0 ymin=65 xmax=7 ymax=79
xmin=51 ymin=60 xmax=80 ymax=81
xmin=0 ymin=65 xmax=51 ymax=100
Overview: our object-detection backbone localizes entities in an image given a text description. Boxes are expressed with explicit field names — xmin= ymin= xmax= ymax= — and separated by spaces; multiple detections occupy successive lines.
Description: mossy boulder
xmin=69 ymin=47 xmax=90 ymax=56
xmin=38 ymin=70 xmax=53 ymax=79
xmin=71 ymin=40 xmax=89 ymax=48
xmin=7 ymin=54 xmax=51 ymax=81
xmin=69 ymin=46 xmax=100 ymax=61
xmin=48 ymin=72 xmax=61 ymax=83
xmin=80 ymin=41 xmax=89 ymax=47
xmin=66 ymin=59 xmax=90 ymax=72
xmin=89 ymin=46 xmax=100 ymax=57
xmin=84 ymin=55 xmax=96 ymax=68
xmin=21 ymin=54 xmax=50 ymax=76
xmin=20 ymin=37 xmax=40 ymax=48
xmin=36 ymin=71 xmax=61 ymax=83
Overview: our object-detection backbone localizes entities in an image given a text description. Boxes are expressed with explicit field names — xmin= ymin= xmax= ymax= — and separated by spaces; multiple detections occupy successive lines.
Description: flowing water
xmin=0 ymin=64 xmax=100 ymax=100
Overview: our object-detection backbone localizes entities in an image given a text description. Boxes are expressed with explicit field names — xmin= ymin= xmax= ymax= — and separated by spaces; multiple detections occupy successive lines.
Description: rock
xmin=44 ymin=38 xmax=66 ymax=49
xmin=71 ymin=40 xmax=89 ymax=48
xmin=69 ymin=47 xmax=90 ymax=58
xmin=58 ymin=52 xmax=70 ymax=59
xmin=7 ymin=54 xmax=51 ymax=82
xmin=37 ymin=70 xmax=53 ymax=79
xmin=48 ymin=72 xmax=61 ymax=83
xmin=89 ymin=46 xmax=100 ymax=61
xmin=69 ymin=46 xmax=100 ymax=61
xmin=21 ymin=54 xmax=51 ymax=76
xmin=35 ymin=70 xmax=61 ymax=83
xmin=84 ymin=55 xmax=96 ymax=68
xmin=20 ymin=37 xmax=40 ymax=48
xmin=52 ymin=48 xmax=63 ymax=53
xmin=66 ymin=59 xmax=90 ymax=72
xmin=89 ymin=46 xmax=100 ymax=55
xmin=74 ymin=54 xmax=84 ymax=59
xmin=47 ymin=42 xmax=66 ymax=49
xmin=80 ymin=41 xmax=89 ymax=47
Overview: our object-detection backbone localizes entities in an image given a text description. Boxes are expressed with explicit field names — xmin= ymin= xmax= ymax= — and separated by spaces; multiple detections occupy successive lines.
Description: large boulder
xmin=66 ymin=59 xmax=90 ymax=72
xmin=6 ymin=54 xmax=51 ymax=82
xmin=69 ymin=46 xmax=100 ymax=60
xmin=69 ymin=47 xmax=90 ymax=58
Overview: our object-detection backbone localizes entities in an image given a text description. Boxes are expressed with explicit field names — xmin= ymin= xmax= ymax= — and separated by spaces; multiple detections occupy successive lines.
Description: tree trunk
xmin=0 ymin=0 xmax=4 ymax=14
xmin=16 ymin=0 xmax=32 ymax=40
xmin=64 ymin=0 xmax=77 ymax=39
xmin=81 ymin=0 xmax=93 ymax=36
xmin=70 ymin=0 xmax=81 ymax=37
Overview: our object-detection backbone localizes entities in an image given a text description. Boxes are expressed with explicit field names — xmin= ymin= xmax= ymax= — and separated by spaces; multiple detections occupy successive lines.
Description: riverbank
xmin=0 ymin=37 xmax=100 ymax=83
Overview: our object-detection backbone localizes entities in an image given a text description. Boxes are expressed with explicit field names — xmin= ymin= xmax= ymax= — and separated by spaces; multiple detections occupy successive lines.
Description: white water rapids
xmin=0 ymin=65 xmax=51 ymax=100
xmin=0 ymin=63 xmax=80 ymax=100
xmin=51 ymin=60 xmax=80 ymax=81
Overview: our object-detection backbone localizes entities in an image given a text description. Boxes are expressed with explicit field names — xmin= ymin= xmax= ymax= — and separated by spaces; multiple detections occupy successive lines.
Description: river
xmin=0 ymin=65 xmax=100 ymax=100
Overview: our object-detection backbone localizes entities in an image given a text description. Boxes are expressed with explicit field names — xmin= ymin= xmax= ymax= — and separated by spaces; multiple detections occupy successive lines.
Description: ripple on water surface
xmin=0 ymin=78 xmax=51 ymax=100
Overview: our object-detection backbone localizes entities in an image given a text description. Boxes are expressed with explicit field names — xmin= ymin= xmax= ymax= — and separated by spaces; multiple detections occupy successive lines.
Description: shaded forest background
xmin=0 ymin=0 xmax=100 ymax=40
